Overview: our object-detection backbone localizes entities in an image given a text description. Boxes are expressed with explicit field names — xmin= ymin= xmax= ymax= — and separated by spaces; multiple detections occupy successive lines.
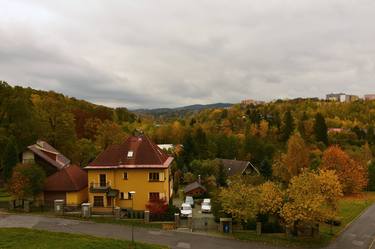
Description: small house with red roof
xmin=44 ymin=164 xmax=88 ymax=206
xmin=85 ymin=135 xmax=174 ymax=212
xmin=22 ymin=140 xmax=88 ymax=206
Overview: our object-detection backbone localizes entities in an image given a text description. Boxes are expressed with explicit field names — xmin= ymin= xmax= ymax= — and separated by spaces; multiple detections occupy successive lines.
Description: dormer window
xmin=127 ymin=150 xmax=134 ymax=158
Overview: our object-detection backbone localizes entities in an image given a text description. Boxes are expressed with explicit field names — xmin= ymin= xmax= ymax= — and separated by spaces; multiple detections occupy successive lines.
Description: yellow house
xmin=85 ymin=135 xmax=173 ymax=212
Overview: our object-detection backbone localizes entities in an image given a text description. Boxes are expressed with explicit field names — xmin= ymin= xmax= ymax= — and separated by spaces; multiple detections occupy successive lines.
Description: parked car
xmin=180 ymin=203 xmax=193 ymax=217
xmin=201 ymin=198 xmax=211 ymax=213
xmin=185 ymin=196 xmax=194 ymax=208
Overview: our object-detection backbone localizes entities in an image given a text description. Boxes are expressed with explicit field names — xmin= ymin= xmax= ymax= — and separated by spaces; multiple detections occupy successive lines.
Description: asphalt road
xmin=0 ymin=213 xmax=282 ymax=249
xmin=1 ymin=203 xmax=375 ymax=249
xmin=326 ymin=203 xmax=375 ymax=249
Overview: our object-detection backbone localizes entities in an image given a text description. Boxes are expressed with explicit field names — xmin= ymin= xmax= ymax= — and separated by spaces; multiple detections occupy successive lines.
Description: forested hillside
xmin=1 ymin=81 xmax=375 ymax=190
xmin=0 ymin=81 xmax=136 ymax=174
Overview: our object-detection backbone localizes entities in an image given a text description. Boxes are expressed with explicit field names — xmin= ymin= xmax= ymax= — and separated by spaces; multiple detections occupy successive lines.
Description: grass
xmin=234 ymin=192 xmax=375 ymax=248
xmin=0 ymin=187 xmax=11 ymax=202
xmin=0 ymin=228 xmax=167 ymax=249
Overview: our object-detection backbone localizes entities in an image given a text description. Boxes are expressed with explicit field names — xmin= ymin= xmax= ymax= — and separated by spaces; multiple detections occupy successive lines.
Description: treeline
xmin=0 ymin=81 xmax=137 ymax=181
xmin=142 ymin=98 xmax=375 ymax=190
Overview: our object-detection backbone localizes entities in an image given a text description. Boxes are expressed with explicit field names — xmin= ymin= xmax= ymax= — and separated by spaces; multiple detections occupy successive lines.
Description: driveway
xmin=326 ymin=203 xmax=375 ymax=249
xmin=0 ymin=213 xmax=283 ymax=249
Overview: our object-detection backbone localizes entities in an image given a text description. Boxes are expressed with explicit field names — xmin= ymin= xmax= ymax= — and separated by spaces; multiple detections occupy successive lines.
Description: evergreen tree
xmin=217 ymin=161 xmax=228 ymax=187
xmin=2 ymin=138 xmax=19 ymax=182
xmin=368 ymin=161 xmax=375 ymax=191
xmin=280 ymin=110 xmax=295 ymax=141
xmin=259 ymin=159 xmax=272 ymax=179
xmin=194 ymin=127 xmax=208 ymax=159
xmin=314 ymin=113 xmax=328 ymax=145
xmin=367 ymin=125 xmax=375 ymax=144
xmin=298 ymin=112 xmax=308 ymax=139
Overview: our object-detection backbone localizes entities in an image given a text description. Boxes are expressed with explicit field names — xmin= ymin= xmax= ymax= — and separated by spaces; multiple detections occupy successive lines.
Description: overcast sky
xmin=1 ymin=0 xmax=375 ymax=108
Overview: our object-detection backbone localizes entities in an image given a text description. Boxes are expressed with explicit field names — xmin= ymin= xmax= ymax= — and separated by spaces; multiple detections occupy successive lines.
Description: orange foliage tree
xmin=320 ymin=146 xmax=367 ymax=194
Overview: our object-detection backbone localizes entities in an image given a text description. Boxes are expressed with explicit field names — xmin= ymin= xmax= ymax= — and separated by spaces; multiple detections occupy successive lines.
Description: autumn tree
xmin=320 ymin=146 xmax=367 ymax=194
xmin=219 ymin=180 xmax=260 ymax=221
xmin=95 ymin=120 xmax=127 ymax=150
xmin=8 ymin=163 xmax=46 ymax=200
xmin=257 ymin=181 xmax=284 ymax=216
xmin=285 ymin=133 xmax=309 ymax=177
xmin=314 ymin=113 xmax=328 ymax=145
xmin=280 ymin=170 xmax=342 ymax=231
xmin=146 ymin=198 xmax=168 ymax=221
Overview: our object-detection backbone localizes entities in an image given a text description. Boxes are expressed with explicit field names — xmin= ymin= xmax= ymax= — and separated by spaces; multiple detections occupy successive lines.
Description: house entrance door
xmin=106 ymin=196 xmax=113 ymax=207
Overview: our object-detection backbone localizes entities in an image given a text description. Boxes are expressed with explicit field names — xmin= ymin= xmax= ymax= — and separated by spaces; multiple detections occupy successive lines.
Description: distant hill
xmin=133 ymin=103 xmax=233 ymax=117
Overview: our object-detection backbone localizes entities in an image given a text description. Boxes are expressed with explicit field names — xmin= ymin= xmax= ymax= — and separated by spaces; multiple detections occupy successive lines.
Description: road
xmin=327 ymin=203 xmax=375 ymax=249
xmin=1 ymin=203 xmax=375 ymax=249
xmin=0 ymin=213 xmax=282 ymax=249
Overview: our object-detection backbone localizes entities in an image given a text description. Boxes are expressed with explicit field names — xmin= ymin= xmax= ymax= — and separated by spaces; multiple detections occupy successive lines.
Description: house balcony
xmin=89 ymin=182 xmax=111 ymax=193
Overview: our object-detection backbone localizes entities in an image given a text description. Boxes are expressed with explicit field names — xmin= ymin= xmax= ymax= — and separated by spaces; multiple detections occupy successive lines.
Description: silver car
xmin=185 ymin=196 xmax=194 ymax=208
xmin=201 ymin=198 xmax=211 ymax=213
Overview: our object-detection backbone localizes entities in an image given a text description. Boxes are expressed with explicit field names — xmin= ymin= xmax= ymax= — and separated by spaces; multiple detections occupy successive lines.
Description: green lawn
xmin=0 ymin=187 xmax=11 ymax=202
xmin=234 ymin=192 xmax=375 ymax=248
xmin=0 ymin=228 xmax=167 ymax=249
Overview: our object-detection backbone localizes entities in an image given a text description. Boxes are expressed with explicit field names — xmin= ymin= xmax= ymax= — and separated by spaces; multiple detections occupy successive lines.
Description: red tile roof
xmin=44 ymin=164 xmax=88 ymax=192
xmin=28 ymin=140 xmax=70 ymax=170
xmin=86 ymin=135 xmax=173 ymax=169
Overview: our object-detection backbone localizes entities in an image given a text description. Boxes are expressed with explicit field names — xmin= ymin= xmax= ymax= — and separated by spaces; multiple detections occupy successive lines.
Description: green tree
xmin=368 ymin=161 xmax=375 ymax=191
xmin=32 ymin=93 xmax=77 ymax=157
xmin=259 ymin=159 xmax=272 ymax=179
xmin=298 ymin=112 xmax=308 ymax=139
xmin=8 ymin=163 xmax=46 ymax=199
xmin=194 ymin=127 xmax=208 ymax=159
xmin=367 ymin=125 xmax=375 ymax=145
xmin=2 ymin=138 xmax=19 ymax=182
xmin=72 ymin=138 xmax=97 ymax=167
xmin=280 ymin=110 xmax=295 ymax=141
xmin=314 ymin=113 xmax=328 ymax=145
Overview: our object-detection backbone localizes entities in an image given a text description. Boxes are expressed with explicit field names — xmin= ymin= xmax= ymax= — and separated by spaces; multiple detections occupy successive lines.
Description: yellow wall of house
xmin=87 ymin=168 xmax=171 ymax=210
xmin=66 ymin=187 xmax=88 ymax=205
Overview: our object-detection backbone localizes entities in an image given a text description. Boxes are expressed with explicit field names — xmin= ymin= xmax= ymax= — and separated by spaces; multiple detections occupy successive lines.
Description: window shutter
xmin=160 ymin=192 xmax=165 ymax=199
xmin=124 ymin=192 xmax=129 ymax=200
xmin=159 ymin=172 xmax=164 ymax=181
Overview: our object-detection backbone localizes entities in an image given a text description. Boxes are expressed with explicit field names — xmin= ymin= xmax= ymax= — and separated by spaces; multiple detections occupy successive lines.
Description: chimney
xmin=198 ymin=175 xmax=201 ymax=184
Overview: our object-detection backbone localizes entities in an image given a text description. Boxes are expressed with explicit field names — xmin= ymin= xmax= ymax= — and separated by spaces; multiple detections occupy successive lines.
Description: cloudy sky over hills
xmin=1 ymin=0 xmax=375 ymax=108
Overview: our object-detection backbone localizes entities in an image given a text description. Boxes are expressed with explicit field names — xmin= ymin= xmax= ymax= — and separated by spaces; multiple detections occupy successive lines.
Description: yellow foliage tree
xmin=219 ymin=180 xmax=260 ymax=221
xmin=258 ymin=181 xmax=284 ymax=216
xmin=284 ymin=133 xmax=310 ymax=178
xmin=280 ymin=170 xmax=342 ymax=228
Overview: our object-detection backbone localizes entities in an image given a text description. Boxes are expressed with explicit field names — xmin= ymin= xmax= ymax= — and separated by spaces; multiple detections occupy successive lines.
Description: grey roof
xmin=27 ymin=140 xmax=70 ymax=170
xmin=184 ymin=181 xmax=207 ymax=194
xmin=217 ymin=158 xmax=259 ymax=176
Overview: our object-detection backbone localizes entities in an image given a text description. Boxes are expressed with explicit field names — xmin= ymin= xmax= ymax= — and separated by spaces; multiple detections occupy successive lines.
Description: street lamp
xmin=129 ymin=191 xmax=136 ymax=246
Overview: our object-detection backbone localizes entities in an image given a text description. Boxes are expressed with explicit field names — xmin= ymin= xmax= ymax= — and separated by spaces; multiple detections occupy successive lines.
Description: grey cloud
xmin=1 ymin=0 xmax=375 ymax=108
